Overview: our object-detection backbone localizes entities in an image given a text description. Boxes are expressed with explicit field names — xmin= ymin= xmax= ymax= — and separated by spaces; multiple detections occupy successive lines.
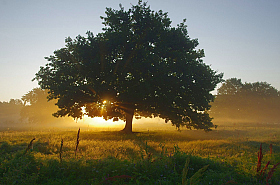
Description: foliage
xmin=211 ymin=78 xmax=280 ymax=123
xmin=34 ymin=0 xmax=223 ymax=132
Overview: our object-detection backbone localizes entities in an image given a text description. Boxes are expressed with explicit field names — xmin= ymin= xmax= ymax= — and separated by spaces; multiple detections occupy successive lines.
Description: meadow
xmin=1 ymin=123 xmax=280 ymax=184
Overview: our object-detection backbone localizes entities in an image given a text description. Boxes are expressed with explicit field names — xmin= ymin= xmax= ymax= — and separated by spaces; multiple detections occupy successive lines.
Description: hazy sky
xmin=1 ymin=0 xmax=280 ymax=102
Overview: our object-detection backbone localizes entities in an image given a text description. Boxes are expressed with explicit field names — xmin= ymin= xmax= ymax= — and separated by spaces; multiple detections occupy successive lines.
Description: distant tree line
xmin=0 ymin=99 xmax=23 ymax=126
xmin=1 ymin=78 xmax=279 ymax=128
xmin=21 ymin=88 xmax=61 ymax=125
xmin=210 ymin=78 xmax=280 ymax=124
xmin=0 ymin=88 xmax=74 ymax=127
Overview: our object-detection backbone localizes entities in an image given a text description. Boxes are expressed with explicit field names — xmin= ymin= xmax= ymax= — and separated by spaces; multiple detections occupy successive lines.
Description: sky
xmin=1 ymin=0 xmax=280 ymax=102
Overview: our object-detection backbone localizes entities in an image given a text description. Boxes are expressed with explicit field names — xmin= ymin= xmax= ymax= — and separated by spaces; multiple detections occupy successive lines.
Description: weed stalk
xmin=75 ymin=128 xmax=80 ymax=157
xmin=257 ymin=143 xmax=263 ymax=173
xmin=59 ymin=138 xmax=63 ymax=162
xmin=25 ymin=138 xmax=35 ymax=154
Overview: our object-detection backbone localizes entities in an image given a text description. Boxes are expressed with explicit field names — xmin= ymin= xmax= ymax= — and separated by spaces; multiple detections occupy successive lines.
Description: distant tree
xmin=241 ymin=81 xmax=279 ymax=97
xmin=34 ymin=1 xmax=223 ymax=133
xmin=217 ymin=78 xmax=279 ymax=97
xmin=21 ymin=88 xmax=60 ymax=125
xmin=211 ymin=78 xmax=280 ymax=123
xmin=217 ymin=78 xmax=243 ymax=95
xmin=0 ymin=99 xmax=23 ymax=126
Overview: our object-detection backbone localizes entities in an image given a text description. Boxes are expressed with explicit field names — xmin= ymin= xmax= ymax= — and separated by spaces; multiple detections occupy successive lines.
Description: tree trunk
xmin=121 ymin=110 xmax=134 ymax=133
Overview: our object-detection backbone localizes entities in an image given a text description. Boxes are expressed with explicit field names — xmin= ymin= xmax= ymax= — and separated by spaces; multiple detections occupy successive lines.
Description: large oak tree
xmin=34 ymin=1 xmax=223 ymax=133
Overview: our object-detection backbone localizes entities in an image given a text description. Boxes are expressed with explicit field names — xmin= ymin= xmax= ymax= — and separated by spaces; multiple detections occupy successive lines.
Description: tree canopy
xmin=210 ymin=78 xmax=280 ymax=124
xmin=34 ymin=1 xmax=223 ymax=132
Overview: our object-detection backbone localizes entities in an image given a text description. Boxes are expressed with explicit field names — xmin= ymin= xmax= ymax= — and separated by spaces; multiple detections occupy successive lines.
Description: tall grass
xmin=0 ymin=125 xmax=280 ymax=184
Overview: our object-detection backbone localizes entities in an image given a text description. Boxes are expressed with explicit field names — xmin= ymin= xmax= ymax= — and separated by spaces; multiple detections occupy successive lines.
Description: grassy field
xmin=1 ymin=124 xmax=280 ymax=184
